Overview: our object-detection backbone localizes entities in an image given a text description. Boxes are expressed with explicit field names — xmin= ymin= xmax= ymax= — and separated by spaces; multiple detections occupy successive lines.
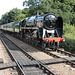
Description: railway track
xmin=0 ymin=33 xmax=55 ymax=75
xmin=13 ymin=32 xmax=75 ymax=68
xmin=22 ymin=34 xmax=75 ymax=67
xmin=43 ymin=49 xmax=75 ymax=67
xmin=0 ymin=30 xmax=75 ymax=75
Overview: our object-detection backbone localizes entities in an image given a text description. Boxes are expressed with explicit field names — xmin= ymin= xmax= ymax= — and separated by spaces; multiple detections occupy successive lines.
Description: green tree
xmin=23 ymin=0 xmax=41 ymax=8
xmin=0 ymin=12 xmax=8 ymax=24
xmin=23 ymin=0 xmax=44 ymax=15
xmin=22 ymin=8 xmax=29 ymax=14
xmin=0 ymin=8 xmax=22 ymax=25
xmin=15 ymin=14 xmax=26 ymax=21
xmin=7 ymin=8 xmax=22 ymax=22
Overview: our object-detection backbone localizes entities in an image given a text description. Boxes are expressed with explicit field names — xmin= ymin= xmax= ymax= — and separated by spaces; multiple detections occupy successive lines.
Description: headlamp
xmin=63 ymin=39 xmax=65 ymax=42
xmin=45 ymin=39 xmax=49 ymax=43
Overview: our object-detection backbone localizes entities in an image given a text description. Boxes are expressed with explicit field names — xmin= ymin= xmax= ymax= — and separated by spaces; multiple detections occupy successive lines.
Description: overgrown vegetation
xmin=63 ymin=23 xmax=75 ymax=53
xmin=0 ymin=0 xmax=75 ymax=53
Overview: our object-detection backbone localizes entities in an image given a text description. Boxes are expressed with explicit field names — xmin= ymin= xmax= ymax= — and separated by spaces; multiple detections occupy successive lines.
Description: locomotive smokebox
xmin=43 ymin=13 xmax=57 ymax=30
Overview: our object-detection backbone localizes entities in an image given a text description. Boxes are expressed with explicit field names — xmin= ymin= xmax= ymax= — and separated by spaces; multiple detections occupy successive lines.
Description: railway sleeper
xmin=0 ymin=62 xmax=51 ymax=75
xmin=40 ymin=57 xmax=75 ymax=67
xmin=0 ymin=62 xmax=17 ymax=70
xmin=0 ymin=61 xmax=41 ymax=70
xmin=18 ymin=60 xmax=39 ymax=67
xmin=64 ymin=57 xmax=75 ymax=62
xmin=40 ymin=58 xmax=67 ymax=65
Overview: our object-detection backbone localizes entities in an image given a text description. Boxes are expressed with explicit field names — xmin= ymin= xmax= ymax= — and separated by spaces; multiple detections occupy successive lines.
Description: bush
xmin=63 ymin=23 xmax=75 ymax=53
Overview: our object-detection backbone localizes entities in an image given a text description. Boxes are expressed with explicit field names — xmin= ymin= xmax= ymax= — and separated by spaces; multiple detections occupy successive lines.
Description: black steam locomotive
xmin=0 ymin=13 xmax=65 ymax=49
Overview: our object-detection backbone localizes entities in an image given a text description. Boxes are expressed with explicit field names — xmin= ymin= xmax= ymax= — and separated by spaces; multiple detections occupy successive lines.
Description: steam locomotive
xmin=0 ymin=13 xmax=65 ymax=49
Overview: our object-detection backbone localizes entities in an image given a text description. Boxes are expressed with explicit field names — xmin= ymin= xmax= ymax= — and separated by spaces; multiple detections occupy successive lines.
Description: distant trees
xmin=7 ymin=8 xmax=22 ymax=22
xmin=0 ymin=12 xmax=8 ymax=24
xmin=0 ymin=8 xmax=25 ymax=24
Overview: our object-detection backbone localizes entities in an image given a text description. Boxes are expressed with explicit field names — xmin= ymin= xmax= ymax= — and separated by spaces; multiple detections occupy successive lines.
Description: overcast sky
xmin=0 ymin=0 xmax=26 ymax=19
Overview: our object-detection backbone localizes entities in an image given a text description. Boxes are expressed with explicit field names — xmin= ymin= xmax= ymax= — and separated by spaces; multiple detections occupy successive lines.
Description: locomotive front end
xmin=42 ymin=13 xmax=65 ymax=49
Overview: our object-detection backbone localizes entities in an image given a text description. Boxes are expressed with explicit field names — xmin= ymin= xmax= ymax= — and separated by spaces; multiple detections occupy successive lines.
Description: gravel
xmin=5 ymin=34 xmax=75 ymax=75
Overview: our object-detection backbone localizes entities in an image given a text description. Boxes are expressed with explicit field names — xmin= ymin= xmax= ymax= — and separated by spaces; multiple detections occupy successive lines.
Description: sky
xmin=0 ymin=0 xmax=26 ymax=19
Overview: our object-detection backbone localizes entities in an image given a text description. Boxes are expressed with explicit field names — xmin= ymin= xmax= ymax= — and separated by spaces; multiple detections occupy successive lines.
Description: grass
xmin=63 ymin=23 xmax=75 ymax=54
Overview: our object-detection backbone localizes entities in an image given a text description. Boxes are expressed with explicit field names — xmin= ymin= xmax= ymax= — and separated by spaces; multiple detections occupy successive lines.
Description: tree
xmin=7 ymin=8 xmax=22 ymax=22
xmin=15 ymin=14 xmax=26 ymax=21
xmin=0 ymin=8 xmax=22 ymax=25
xmin=23 ymin=0 xmax=44 ymax=15
xmin=23 ymin=0 xmax=41 ymax=8
xmin=0 ymin=12 xmax=8 ymax=24
xmin=22 ymin=8 xmax=29 ymax=14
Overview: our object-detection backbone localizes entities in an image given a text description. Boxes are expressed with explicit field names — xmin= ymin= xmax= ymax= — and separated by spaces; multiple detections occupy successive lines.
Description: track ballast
xmin=0 ymin=33 xmax=55 ymax=75
xmin=0 ymin=30 xmax=75 ymax=75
